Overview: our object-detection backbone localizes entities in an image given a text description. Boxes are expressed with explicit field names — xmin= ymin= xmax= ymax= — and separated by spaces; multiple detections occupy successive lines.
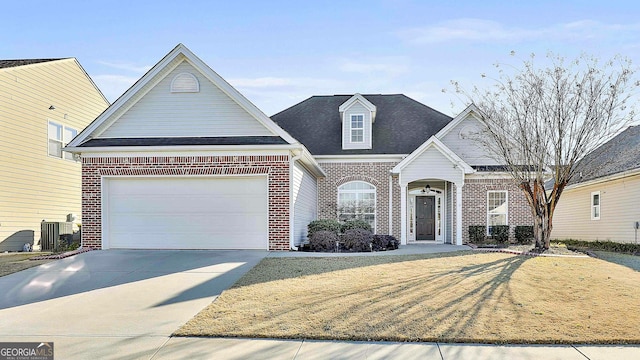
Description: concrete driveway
xmin=0 ymin=249 xmax=268 ymax=359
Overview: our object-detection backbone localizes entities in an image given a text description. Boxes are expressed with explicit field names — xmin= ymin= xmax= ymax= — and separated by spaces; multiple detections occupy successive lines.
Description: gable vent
xmin=171 ymin=72 xmax=199 ymax=93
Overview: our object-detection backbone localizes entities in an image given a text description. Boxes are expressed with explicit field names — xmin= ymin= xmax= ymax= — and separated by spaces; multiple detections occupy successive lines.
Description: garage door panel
xmin=105 ymin=176 xmax=269 ymax=249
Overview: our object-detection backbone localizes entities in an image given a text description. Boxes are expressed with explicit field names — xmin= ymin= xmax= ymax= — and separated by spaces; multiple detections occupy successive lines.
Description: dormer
xmin=339 ymin=94 xmax=376 ymax=150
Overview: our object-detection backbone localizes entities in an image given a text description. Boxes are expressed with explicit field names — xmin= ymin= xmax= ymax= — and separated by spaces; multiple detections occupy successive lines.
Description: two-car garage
xmin=101 ymin=176 xmax=269 ymax=250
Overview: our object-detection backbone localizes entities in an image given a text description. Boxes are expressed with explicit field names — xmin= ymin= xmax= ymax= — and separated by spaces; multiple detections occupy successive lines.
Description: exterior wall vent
xmin=171 ymin=72 xmax=199 ymax=93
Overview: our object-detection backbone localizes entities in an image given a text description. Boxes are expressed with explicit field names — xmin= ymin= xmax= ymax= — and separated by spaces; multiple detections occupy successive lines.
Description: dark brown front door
xmin=416 ymin=196 xmax=435 ymax=240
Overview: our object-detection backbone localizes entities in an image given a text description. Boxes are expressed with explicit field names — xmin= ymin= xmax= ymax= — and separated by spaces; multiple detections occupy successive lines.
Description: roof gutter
xmin=565 ymin=167 xmax=640 ymax=190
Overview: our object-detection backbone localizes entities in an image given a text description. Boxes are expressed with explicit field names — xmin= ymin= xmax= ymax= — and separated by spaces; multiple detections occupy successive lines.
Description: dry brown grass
xmin=0 ymin=253 xmax=53 ymax=277
xmin=176 ymin=251 xmax=640 ymax=344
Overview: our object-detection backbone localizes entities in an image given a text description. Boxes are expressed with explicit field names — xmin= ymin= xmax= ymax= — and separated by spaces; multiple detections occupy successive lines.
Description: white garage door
xmin=104 ymin=176 xmax=268 ymax=249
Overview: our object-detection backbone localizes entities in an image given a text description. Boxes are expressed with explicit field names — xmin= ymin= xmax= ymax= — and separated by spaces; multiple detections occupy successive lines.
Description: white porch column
xmin=455 ymin=182 xmax=463 ymax=245
xmin=400 ymin=183 xmax=407 ymax=245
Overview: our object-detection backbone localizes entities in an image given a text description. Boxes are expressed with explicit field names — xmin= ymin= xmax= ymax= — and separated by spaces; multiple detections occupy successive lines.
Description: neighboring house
xmin=552 ymin=125 xmax=640 ymax=243
xmin=66 ymin=44 xmax=532 ymax=251
xmin=0 ymin=58 xmax=109 ymax=251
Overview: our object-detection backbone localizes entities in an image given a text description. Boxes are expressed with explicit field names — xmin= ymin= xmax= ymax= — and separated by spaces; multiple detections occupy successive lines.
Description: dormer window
xmin=351 ymin=114 xmax=364 ymax=142
xmin=339 ymin=94 xmax=376 ymax=150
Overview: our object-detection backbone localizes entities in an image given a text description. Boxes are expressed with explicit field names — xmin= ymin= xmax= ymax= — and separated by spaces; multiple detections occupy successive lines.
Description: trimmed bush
xmin=468 ymin=225 xmax=486 ymax=243
xmin=340 ymin=219 xmax=373 ymax=233
xmin=557 ymin=239 xmax=640 ymax=255
xmin=372 ymin=235 xmax=399 ymax=251
xmin=515 ymin=226 xmax=534 ymax=244
xmin=342 ymin=229 xmax=373 ymax=252
xmin=308 ymin=230 xmax=340 ymax=252
xmin=491 ymin=225 xmax=510 ymax=244
xmin=307 ymin=219 xmax=341 ymax=238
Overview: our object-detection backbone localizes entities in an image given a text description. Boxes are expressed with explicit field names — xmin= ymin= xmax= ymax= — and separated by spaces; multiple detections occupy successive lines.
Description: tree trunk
xmin=532 ymin=210 xmax=552 ymax=250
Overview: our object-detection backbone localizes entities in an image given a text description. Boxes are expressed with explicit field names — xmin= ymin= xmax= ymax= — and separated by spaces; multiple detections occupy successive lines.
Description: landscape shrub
xmin=468 ymin=226 xmax=486 ymax=243
xmin=307 ymin=219 xmax=341 ymax=238
xmin=515 ymin=226 xmax=534 ymax=244
xmin=372 ymin=235 xmax=399 ymax=251
xmin=491 ymin=225 xmax=510 ymax=244
xmin=340 ymin=219 xmax=373 ymax=233
xmin=557 ymin=239 xmax=640 ymax=255
xmin=308 ymin=230 xmax=340 ymax=252
xmin=342 ymin=229 xmax=373 ymax=252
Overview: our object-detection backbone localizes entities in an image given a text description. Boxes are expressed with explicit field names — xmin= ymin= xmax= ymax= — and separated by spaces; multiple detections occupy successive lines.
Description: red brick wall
xmin=81 ymin=155 xmax=290 ymax=251
xmin=461 ymin=178 xmax=533 ymax=243
xmin=317 ymin=162 xmax=401 ymax=237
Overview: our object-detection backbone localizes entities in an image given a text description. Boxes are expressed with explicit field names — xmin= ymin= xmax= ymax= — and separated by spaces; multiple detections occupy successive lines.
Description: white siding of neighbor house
xmin=100 ymin=61 xmax=274 ymax=138
xmin=439 ymin=115 xmax=499 ymax=166
xmin=401 ymin=146 xmax=464 ymax=185
xmin=342 ymin=101 xmax=372 ymax=150
xmin=552 ymin=173 xmax=640 ymax=243
xmin=0 ymin=59 xmax=109 ymax=251
xmin=292 ymin=162 xmax=318 ymax=246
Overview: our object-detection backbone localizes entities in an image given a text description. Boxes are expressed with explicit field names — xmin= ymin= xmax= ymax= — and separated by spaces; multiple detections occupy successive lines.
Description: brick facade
xmin=317 ymin=162 xmax=401 ymax=237
xmin=81 ymin=154 xmax=290 ymax=251
xmin=461 ymin=177 xmax=533 ymax=243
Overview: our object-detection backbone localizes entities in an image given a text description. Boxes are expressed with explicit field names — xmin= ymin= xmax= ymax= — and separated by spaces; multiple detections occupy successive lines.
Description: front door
xmin=416 ymin=196 xmax=435 ymax=240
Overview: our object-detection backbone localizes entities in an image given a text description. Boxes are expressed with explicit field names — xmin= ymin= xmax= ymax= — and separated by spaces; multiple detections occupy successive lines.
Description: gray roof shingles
xmin=270 ymin=94 xmax=452 ymax=155
xmin=570 ymin=125 xmax=640 ymax=185
xmin=79 ymin=136 xmax=288 ymax=147
xmin=0 ymin=59 xmax=62 ymax=69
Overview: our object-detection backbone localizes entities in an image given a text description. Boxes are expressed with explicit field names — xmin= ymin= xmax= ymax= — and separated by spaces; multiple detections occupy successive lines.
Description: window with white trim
xmin=591 ymin=191 xmax=600 ymax=220
xmin=338 ymin=181 xmax=375 ymax=230
xmin=350 ymin=114 xmax=364 ymax=143
xmin=487 ymin=191 xmax=508 ymax=235
xmin=48 ymin=121 xmax=77 ymax=160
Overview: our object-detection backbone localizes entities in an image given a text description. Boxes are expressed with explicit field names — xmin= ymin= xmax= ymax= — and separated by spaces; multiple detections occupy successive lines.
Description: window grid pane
xmin=338 ymin=181 xmax=375 ymax=229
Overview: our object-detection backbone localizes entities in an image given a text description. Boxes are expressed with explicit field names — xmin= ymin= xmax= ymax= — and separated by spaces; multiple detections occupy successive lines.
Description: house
xmin=66 ymin=44 xmax=532 ymax=251
xmin=552 ymin=125 xmax=640 ymax=243
xmin=0 ymin=58 xmax=109 ymax=251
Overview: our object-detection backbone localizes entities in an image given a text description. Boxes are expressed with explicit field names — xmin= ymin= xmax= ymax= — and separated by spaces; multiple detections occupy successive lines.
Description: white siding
xmin=342 ymin=101 xmax=372 ymax=150
xmin=439 ymin=115 xmax=498 ymax=166
xmin=292 ymin=162 xmax=318 ymax=246
xmin=552 ymin=173 xmax=640 ymax=243
xmin=401 ymin=146 xmax=464 ymax=185
xmin=100 ymin=61 xmax=274 ymax=138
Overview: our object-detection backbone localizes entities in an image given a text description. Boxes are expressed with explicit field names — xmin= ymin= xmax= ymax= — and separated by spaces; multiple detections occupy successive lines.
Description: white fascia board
xmin=434 ymin=103 xmax=486 ymax=139
xmin=314 ymin=154 xmax=405 ymax=163
xmin=65 ymin=144 xmax=299 ymax=155
xmin=295 ymin=147 xmax=327 ymax=178
xmin=67 ymin=46 xmax=185 ymax=147
xmin=338 ymin=93 xmax=376 ymax=112
xmin=391 ymin=136 xmax=474 ymax=174
xmin=565 ymin=167 xmax=640 ymax=191
xmin=68 ymin=43 xmax=300 ymax=147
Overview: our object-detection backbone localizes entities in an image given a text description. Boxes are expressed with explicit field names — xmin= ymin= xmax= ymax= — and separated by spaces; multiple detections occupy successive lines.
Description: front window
xmin=48 ymin=121 xmax=77 ymax=160
xmin=487 ymin=191 xmax=508 ymax=235
xmin=350 ymin=114 xmax=364 ymax=143
xmin=338 ymin=181 xmax=375 ymax=230
xmin=591 ymin=191 xmax=600 ymax=220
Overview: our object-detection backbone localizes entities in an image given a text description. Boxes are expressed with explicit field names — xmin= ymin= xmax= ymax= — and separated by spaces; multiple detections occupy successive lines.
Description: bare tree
xmin=452 ymin=52 xmax=638 ymax=250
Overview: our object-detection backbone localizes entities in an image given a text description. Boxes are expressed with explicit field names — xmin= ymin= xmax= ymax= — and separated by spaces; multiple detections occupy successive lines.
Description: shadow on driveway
xmin=0 ymin=249 xmax=268 ymax=310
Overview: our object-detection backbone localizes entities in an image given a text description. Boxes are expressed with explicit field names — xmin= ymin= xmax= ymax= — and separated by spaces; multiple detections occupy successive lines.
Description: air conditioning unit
xmin=41 ymin=221 xmax=73 ymax=251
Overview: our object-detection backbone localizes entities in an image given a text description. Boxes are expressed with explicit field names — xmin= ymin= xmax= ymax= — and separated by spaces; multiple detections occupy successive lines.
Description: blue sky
xmin=4 ymin=0 xmax=640 ymax=116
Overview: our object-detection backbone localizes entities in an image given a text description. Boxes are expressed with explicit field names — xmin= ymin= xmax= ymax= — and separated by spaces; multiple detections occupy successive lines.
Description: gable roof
xmin=569 ymin=125 xmax=640 ymax=186
xmin=0 ymin=58 xmax=63 ymax=69
xmin=391 ymin=136 xmax=474 ymax=175
xmin=434 ymin=103 xmax=486 ymax=139
xmin=68 ymin=43 xmax=299 ymax=148
xmin=339 ymin=93 xmax=377 ymax=121
xmin=271 ymin=94 xmax=452 ymax=155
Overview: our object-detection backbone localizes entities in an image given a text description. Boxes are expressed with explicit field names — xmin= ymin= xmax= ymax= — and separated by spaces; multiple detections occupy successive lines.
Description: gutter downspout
xmin=289 ymin=148 xmax=303 ymax=251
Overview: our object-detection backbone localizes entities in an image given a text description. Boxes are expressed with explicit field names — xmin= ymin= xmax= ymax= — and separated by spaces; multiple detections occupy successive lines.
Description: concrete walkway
xmin=150 ymin=337 xmax=640 ymax=360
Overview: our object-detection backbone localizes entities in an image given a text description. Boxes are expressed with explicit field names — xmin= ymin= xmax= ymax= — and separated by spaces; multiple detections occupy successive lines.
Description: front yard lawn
xmin=175 ymin=251 xmax=640 ymax=344
xmin=0 ymin=253 xmax=53 ymax=277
